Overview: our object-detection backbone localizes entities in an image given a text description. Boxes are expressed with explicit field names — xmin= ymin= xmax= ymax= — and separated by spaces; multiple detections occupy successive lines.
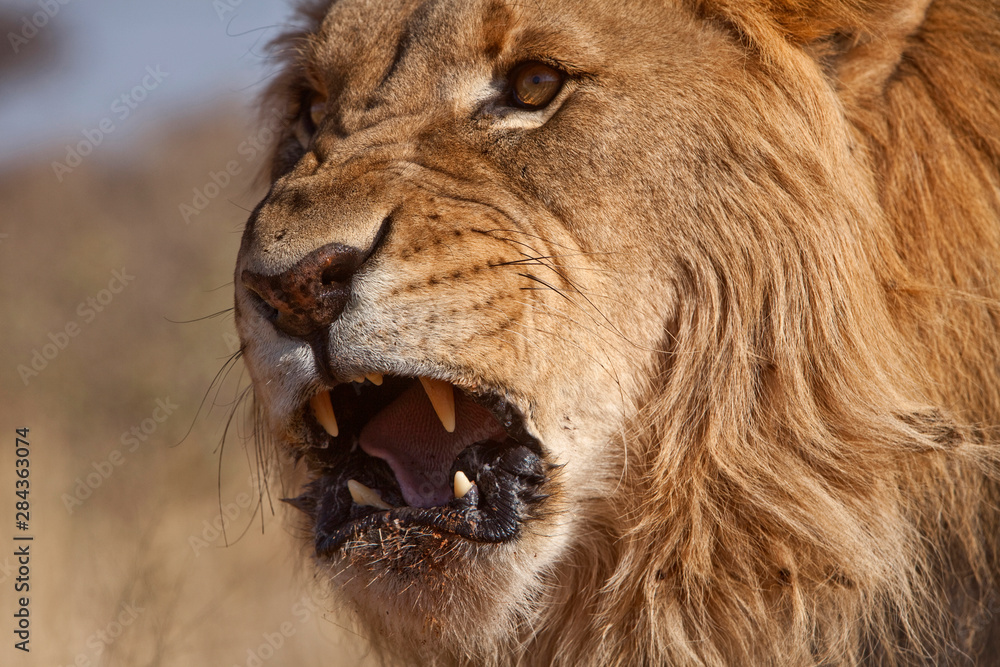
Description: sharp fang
xmin=419 ymin=377 xmax=456 ymax=432
xmin=348 ymin=480 xmax=392 ymax=510
xmin=353 ymin=376 xmax=365 ymax=383
xmin=366 ymin=373 xmax=384 ymax=386
xmin=453 ymin=470 xmax=473 ymax=499
xmin=309 ymin=391 xmax=338 ymax=438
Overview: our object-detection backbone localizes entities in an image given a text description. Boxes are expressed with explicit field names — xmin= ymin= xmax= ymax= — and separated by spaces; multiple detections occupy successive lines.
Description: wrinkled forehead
xmin=317 ymin=0 xmax=518 ymax=63
xmin=303 ymin=0 xmax=607 ymax=95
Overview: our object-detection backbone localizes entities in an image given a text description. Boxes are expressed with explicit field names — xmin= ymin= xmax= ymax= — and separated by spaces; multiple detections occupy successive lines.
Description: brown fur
xmin=234 ymin=0 xmax=1000 ymax=664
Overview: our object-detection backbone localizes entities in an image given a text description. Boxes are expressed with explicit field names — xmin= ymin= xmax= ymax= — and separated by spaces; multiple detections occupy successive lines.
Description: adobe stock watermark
xmin=232 ymin=593 xmax=326 ymax=667
xmin=178 ymin=108 xmax=283 ymax=224
xmin=213 ymin=0 xmax=246 ymax=21
xmin=7 ymin=0 xmax=74 ymax=54
xmin=61 ymin=397 xmax=179 ymax=514
xmin=223 ymin=331 xmax=241 ymax=354
xmin=16 ymin=268 xmax=134 ymax=385
xmin=56 ymin=601 xmax=145 ymax=667
xmin=51 ymin=65 xmax=170 ymax=182
xmin=16 ymin=268 xmax=135 ymax=386
xmin=188 ymin=477 xmax=256 ymax=556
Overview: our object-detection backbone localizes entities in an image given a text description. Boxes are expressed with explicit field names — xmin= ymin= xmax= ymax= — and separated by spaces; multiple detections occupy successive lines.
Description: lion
xmin=232 ymin=0 xmax=1000 ymax=664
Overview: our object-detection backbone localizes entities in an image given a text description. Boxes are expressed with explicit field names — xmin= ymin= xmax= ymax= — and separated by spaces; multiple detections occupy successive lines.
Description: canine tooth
xmin=453 ymin=470 xmax=473 ymax=499
xmin=348 ymin=480 xmax=392 ymax=510
xmin=309 ymin=391 xmax=338 ymax=438
xmin=419 ymin=377 xmax=456 ymax=433
xmin=353 ymin=376 xmax=365 ymax=383
xmin=366 ymin=373 xmax=384 ymax=386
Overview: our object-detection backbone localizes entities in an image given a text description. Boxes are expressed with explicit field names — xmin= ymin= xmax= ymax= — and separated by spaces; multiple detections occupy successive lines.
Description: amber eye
xmin=307 ymin=92 xmax=328 ymax=131
xmin=511 ymin=62 xmax=564 ymax=110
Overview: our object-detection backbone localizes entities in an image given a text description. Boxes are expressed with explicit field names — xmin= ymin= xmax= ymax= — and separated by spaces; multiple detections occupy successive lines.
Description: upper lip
xmin=282 ymin=371 xmax=552 ymax=555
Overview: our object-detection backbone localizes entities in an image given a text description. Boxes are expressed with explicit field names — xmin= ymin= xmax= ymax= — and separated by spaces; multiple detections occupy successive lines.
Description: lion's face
xmin=234 ymin=0 xmax=881 ymax=658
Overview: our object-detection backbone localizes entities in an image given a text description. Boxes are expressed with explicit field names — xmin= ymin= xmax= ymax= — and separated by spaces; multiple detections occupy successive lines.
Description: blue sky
xmin=0 ymin=0 xmax=298 ymax=162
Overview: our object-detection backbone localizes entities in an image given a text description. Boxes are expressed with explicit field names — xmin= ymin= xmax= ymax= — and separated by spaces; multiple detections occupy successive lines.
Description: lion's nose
xmin=241 ymin=242 xmax=364 ymax=339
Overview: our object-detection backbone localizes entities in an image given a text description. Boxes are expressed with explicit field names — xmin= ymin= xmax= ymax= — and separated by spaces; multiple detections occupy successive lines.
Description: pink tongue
xmin=360 ymin=384 xmax=506 ymax=507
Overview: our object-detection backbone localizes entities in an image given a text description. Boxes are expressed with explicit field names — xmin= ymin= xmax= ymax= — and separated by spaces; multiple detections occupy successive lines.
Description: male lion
xmin=233 ymin=0 xmax=1000 ymax=664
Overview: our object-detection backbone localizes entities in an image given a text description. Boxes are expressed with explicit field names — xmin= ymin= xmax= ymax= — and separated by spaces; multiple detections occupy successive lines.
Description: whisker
xmin=217 ymin=383 xmax=258 ymax=546
xmin=164 ymin=308 xmax=235 ymax=325
xmin=518 ymin=272 xmax=576 ymax=303
xmin=476 ymin=228 xmax=579 ymax=251
xmin=172 ymin=348 xmax=244 ymax=449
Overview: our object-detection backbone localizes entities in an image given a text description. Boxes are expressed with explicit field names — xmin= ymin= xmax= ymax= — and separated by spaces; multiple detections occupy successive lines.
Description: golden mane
xmin=529 ymin=1 xmax=1000 ymax=664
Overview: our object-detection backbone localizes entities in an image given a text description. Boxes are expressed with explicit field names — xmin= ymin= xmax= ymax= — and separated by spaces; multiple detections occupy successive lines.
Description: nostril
xmin=320 ymin=259 xmax=358 ymax=286
xmin=256 ymin=297 xmax=280 ymax=323
xmin=241 ymin=270 xmax=281 ymax=321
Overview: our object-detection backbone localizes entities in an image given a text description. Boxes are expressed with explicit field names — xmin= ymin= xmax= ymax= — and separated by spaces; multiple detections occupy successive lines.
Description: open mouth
xmin=283 ymin=374 xmax=552 ymax=556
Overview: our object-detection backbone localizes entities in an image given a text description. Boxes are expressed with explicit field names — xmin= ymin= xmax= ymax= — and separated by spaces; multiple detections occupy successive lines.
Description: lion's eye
xmin=295 ymin=90 xmax=328 ymax=147
xmin=510 ymin=62 xmax=564 ymax=110
xmin=307 ymin=93 xmax=328 ymax=131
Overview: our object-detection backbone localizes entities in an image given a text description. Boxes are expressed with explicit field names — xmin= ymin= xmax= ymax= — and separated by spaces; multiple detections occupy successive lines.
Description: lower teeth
xmin=453 ymin=470 xmax=474 ymax=498
xmin=347 ymin=479 xmax=392 ymax=510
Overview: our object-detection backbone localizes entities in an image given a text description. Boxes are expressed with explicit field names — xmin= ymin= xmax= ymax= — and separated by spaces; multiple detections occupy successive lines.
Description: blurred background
xmin=0 ymin=1 xmax=375 ymax=664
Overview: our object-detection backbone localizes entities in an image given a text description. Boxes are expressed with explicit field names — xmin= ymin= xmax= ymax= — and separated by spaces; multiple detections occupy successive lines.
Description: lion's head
xmin=234 ymin=0 xmax=1000 ymax=664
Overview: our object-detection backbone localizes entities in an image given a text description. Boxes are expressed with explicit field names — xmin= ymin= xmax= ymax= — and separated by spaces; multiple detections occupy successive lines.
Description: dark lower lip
xmin=283 ymin=378 xmax=552 ymax=556
xmin=287 ymin=440 xmax=551 ymax=555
